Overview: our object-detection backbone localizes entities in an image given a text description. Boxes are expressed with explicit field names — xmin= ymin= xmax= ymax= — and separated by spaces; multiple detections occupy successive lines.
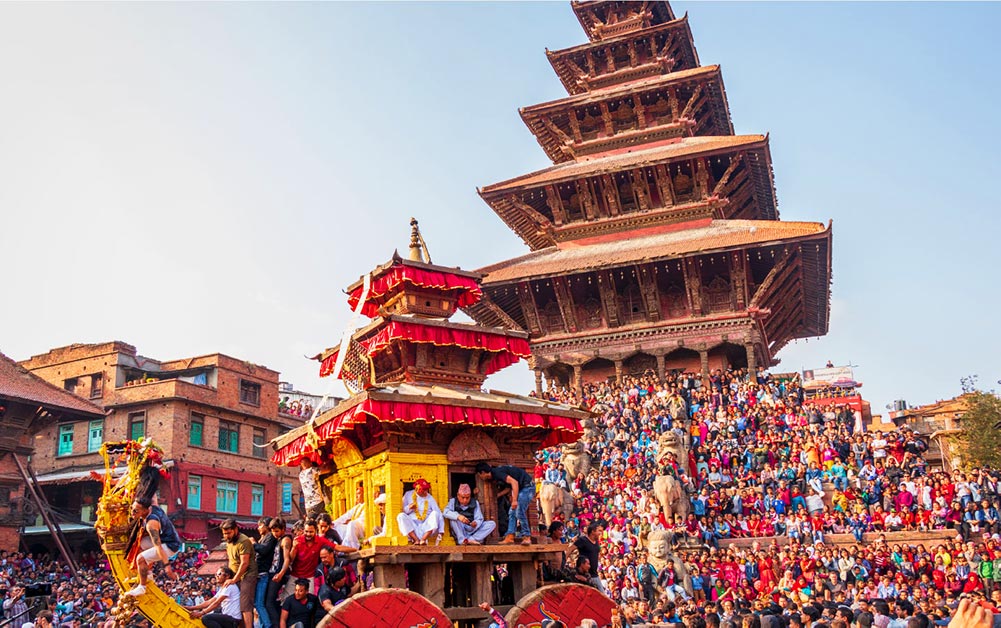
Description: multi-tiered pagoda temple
xmin=466 ymin=0 xmax=833 ymax=392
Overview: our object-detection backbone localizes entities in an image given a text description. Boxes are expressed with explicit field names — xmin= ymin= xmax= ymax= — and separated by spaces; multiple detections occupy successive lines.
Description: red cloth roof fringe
xmin=271 ymin=398 xmax=581 ymax=467
xmin=318 ymin=321 xmax=530 ymax=379
xmin=347 ymin=264 xmax=483 ymax=316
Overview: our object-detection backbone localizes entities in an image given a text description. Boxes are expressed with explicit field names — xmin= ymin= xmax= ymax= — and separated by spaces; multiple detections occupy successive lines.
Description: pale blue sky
xmin=1 ymin=2 xmax=998 ymax=414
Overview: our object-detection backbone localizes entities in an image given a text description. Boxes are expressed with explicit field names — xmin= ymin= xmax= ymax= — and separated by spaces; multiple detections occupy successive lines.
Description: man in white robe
xmin=333 ymin=484 xmax=366 ymax=549
xmin=396 ymin=478 xmax=443 ymax=545
xmin=365 ymin=493 xmax=388 ymax=546
xmin=443 ymin=483 xmax=496 ymax=545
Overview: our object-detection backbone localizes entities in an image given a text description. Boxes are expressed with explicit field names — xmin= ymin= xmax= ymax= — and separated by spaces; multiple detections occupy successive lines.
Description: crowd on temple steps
xmin=528 ymin=367 xmax=1001 ymax=627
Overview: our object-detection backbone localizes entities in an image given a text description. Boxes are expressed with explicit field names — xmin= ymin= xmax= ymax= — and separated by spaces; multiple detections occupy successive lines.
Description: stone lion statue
xmin=645 ymin=529 xmax=693 ymax=598
xmin=561 ymin=440 xmax=592 ymax=480
xmin=653 ymin=431 xmax=690 ymax=521
xmin=658 ymin=430 xmax=689 ymax=463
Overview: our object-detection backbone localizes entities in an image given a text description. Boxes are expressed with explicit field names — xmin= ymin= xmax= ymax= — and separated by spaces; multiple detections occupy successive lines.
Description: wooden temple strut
xmin=12 ymin=453 xmax=79 ymax=572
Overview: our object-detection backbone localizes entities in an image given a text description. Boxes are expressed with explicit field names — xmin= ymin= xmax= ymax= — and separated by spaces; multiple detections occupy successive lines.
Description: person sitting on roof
xmin=396 ymin=478 xmax=443 ymax=545
xmin=444 ymin=484 xmax=496 ymax=545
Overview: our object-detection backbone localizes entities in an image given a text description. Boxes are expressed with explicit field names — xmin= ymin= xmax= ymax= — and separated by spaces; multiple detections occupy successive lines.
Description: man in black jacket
xmin=254 ymin=518 xmax=278 ymax=628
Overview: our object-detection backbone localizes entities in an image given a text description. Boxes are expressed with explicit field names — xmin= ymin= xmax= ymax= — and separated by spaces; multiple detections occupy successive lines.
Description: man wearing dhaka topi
xmin=397 ymin=478 xmax=443 ymax=545
xmin=443 ymin=483 xmax=496 ymax=545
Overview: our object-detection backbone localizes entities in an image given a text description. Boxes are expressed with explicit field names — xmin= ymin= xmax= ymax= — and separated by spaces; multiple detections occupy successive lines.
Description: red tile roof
xmin=477 ymin=219 xmax=830 ymax=283
xmin=0 ymin=352 xmax=105 ymax=417
xmin=520 ymin=65 xmax=723 ymax=115
xmin=480 ymin=135 xmax=767 ymax=194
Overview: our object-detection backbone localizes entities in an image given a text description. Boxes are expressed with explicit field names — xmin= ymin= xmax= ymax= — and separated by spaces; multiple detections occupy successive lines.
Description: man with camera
xmin=2 ymin=585 xmax=29 ymax=628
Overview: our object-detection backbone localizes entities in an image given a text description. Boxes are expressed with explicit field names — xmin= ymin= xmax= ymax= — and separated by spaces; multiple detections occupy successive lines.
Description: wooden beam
xmin=476 ymin=293 xmax=525 ymax=332
xmin=712 ymin=153 xmax=744 ymax=197
xmin=683 ymin=258 xmax=703 ymax=315
xmin=552 ymin=276 xmax=579 ymax=334
xmin=679 ymin=84 xmax=703 ymax=120
xmin=598 ymin=270 xmax=621 ymax=328
xmin=636 ymin=264 xmax=662 ymax=322
xmin=517 ymin=283 xmax=543 ymax=336
xmin=749 ymin=249 xmax=796 ymax=308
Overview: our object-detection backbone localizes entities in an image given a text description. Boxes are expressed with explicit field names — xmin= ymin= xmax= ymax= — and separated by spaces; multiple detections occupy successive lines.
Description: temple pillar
xmin=614 ymin=360 xmax=624 ymax=384
xmin=573 ymin=364 xmax=583 ymax=397
xmin=534 ymin=369 xmax=544 ymax=396
xmin=656 ymin=353 xmax=666 ymax=382
xmin=745 ymin=343 xmax=757 ymax=381
xmin=699 ymin=350 xmax=709 ymax=382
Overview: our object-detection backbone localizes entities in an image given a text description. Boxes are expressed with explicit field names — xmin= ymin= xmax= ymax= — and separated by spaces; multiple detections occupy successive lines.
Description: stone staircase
xmin=718 ymin=529 xmax=956 ymax=550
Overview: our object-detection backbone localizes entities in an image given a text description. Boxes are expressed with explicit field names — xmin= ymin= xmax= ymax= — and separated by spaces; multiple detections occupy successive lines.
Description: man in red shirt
xmin=287 ymin=518 xmax=352 ymax=596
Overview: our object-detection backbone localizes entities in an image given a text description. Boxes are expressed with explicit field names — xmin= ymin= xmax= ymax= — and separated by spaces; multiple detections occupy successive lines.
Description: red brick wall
xmin=22 ymin=343 xmax=301 ymax=538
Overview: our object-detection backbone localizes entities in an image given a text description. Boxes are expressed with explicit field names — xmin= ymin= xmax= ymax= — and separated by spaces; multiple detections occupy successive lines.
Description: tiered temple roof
xmin=273 ymin=224 xmax=590 ymax=468
xmin=467 ymin=0 xmax=833 ymax=389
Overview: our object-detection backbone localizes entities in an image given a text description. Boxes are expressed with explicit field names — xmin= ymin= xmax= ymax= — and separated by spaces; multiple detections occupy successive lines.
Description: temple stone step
xmin=717 ymin=529 xmax=957 ymax=550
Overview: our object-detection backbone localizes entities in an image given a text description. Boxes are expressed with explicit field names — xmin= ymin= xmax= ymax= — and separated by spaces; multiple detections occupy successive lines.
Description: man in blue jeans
xmin=476 ymin=462 xmax=535 ymax=546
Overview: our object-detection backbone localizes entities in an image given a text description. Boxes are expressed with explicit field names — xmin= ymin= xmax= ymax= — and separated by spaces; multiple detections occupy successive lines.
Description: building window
xmin=187 ymin=475 xmax=202 ymax=510
xmin=58 ymin=424 xmax=74 ymax=457
xmin=251 ymin=484 xmax=264 ymax=516
xmin=253 ymin=428 xmax=267 ymax=459
xmin=128 ymin=412 xmax=146 ymax=441
xmin=190 ymin=413 xmax=204 ymax=447
xmin=218 ymin=421 xmax=239 ymax=454
xmin=216 ymin=480 xmax=238 ymax=513
xmin=90 ymin=374 xmax=104 ymax=399
xmin=239 ymin=380 xmax=261 ymax=406
xmin=87 ymin=420 xmax=104 ymax=453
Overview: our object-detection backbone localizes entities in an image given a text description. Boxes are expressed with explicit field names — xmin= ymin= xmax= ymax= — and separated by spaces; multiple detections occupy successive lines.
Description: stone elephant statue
xmin=653 ymin=474 xmax=689 ymax=522
xmin=539 ymin=482 xmax=574 ymax=528
xmin=560 ymin=441 xmax=592 ymax=480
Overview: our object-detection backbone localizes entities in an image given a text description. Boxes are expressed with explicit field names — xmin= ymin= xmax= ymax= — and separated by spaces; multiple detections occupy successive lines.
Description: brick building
xmin=19 ymin=341 xmax=303 ymax=553
xmin=0 ymin=353 xmax=105 ymax=555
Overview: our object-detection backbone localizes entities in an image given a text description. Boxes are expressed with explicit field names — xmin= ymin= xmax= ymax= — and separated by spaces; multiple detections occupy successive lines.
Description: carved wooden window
xmin=673 ymin=170 xmax=694 ymax=202
xmin=617 ymin=178 xmax=636 ymax=213
xmin=541 ymin=301 xmax=565 ymax=334
xmin=661 ymin=283 xmax=688 ymax=319
xmin=578 ymin=297 xmax=604 ymax=329
xmin=620 ymin=283 xmax=646 ymax=324
xmin=611 ymin=102 xmax=636 ymax=133
xmin=705 ymin=275 xmax=734 ymax=313
xmin=580 ymin=110 xmax=601 ymax=141
xmin=648 ymin=96 xmax=672 ymax=125
xmin=566 ymin=191 xmax=585 ymax=222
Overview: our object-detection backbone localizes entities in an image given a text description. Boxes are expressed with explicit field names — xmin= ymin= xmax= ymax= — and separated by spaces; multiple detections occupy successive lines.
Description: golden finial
xmin=408 ymin=217 xmax=431 ymax=263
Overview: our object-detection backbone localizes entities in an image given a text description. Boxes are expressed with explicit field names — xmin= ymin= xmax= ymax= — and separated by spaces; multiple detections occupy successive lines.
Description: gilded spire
xmin=408 ymin=217 xmax=431 ymax=263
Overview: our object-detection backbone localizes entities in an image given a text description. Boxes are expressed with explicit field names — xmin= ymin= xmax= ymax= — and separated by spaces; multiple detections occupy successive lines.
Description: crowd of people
xmin=8 ymin=365 xmax=1001 ymax=628
xmin=1 ymin=549 xmax=213 ymax=628
xmin=529 ymin=366 xmax=1001 ymax=627
xmin=278 ymin=398 xmax=314 ymax=419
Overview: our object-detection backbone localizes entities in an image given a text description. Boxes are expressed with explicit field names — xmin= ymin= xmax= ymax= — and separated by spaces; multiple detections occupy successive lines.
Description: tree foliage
xmin=959 ymin=376 xmax=1001 ymax=470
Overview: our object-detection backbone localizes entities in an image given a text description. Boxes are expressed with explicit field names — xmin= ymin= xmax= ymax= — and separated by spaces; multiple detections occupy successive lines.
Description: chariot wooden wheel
xmin=504 ymin=583 xmax=615 ymax=628
xmin=317 ymin=587 xmax=451 ymax=628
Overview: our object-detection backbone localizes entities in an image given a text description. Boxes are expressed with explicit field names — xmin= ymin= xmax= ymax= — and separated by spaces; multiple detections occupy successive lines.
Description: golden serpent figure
xmin=94 ymin=440 xmax=200 ymax=628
